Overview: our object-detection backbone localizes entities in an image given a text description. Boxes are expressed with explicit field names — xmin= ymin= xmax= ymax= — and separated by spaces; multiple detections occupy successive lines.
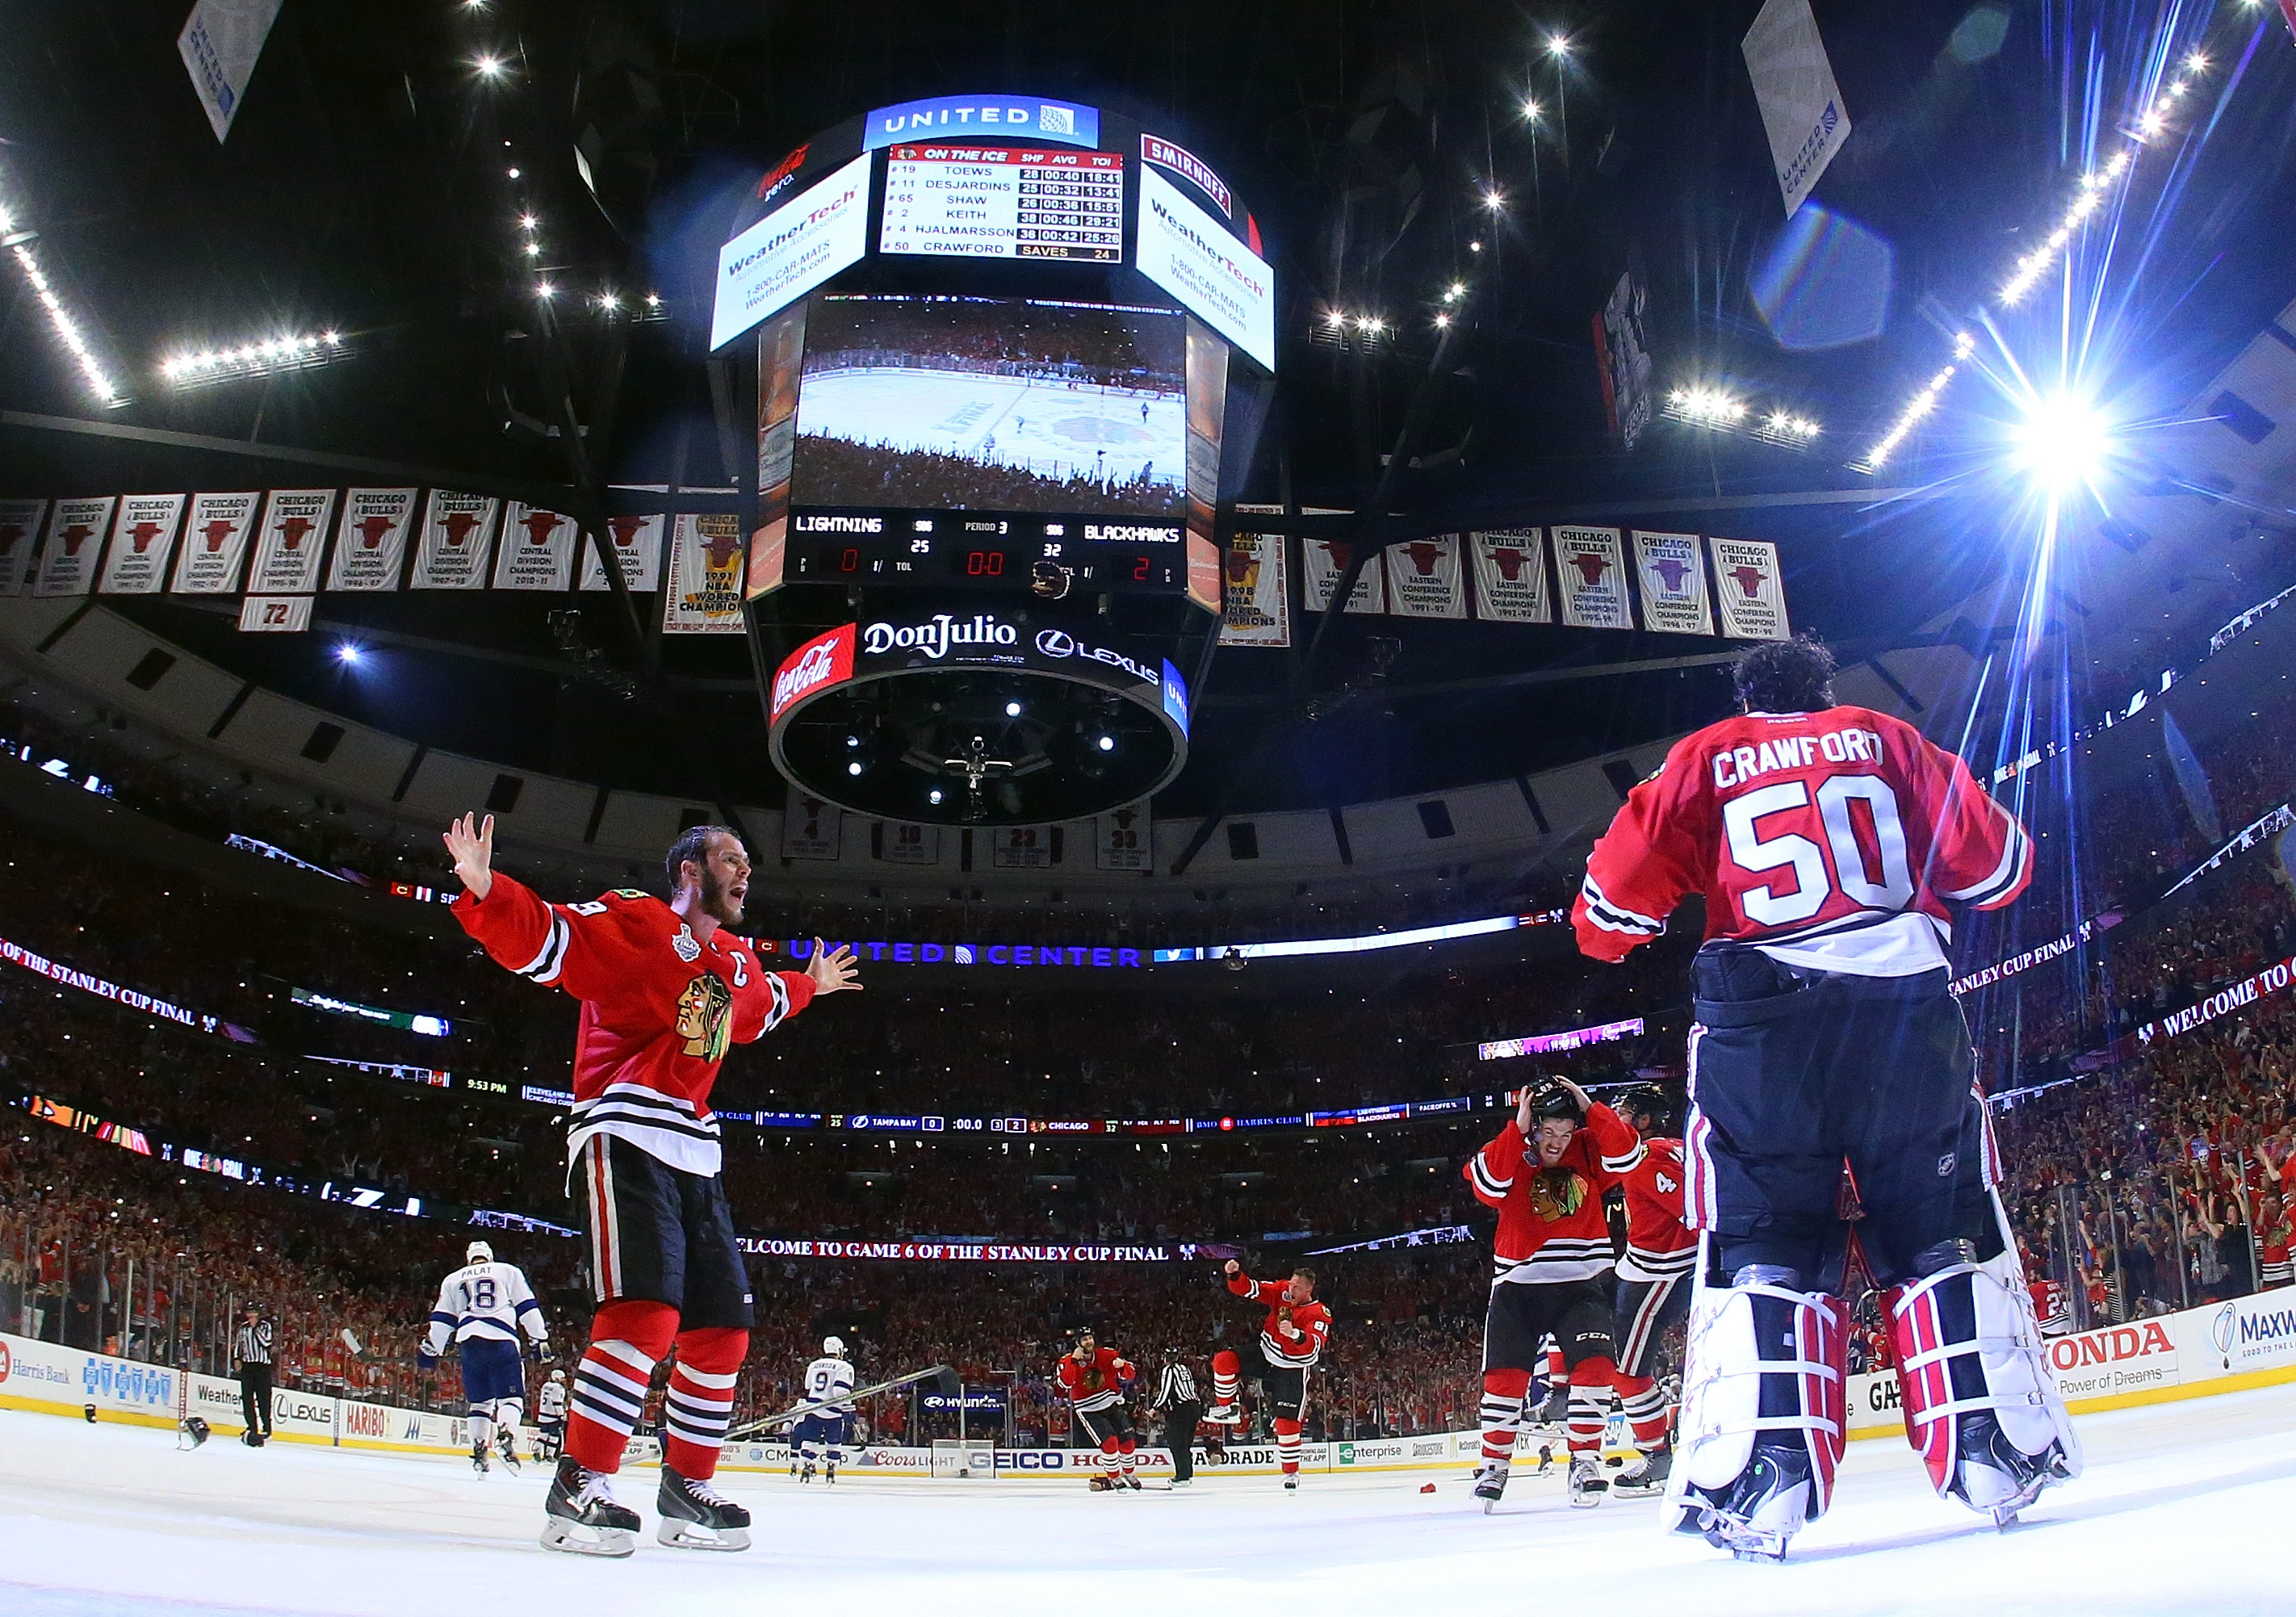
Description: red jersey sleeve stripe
xmin=1468 ymin=1154 xmax=1512 ymax=1200
xmin=1578 ymin=873 xmax=1665 ymax=936
xmin=515 ymin=910 xmax=571 ymax=984
xmin=1942 ymin=807 xmax=2031 ymax=908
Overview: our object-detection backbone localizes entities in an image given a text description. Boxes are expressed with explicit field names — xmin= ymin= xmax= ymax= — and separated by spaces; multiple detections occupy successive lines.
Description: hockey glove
xmin=534 ymin=1341 xmax=557 ymax=1366
xmin=417 ymin=1349 xmax=438 ymax=1372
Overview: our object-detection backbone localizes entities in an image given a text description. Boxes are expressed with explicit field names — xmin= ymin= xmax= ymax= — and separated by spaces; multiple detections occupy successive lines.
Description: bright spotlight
xmin=1522 ymin=98 xmax=1542 ymax=122
xmin=928 ymin=789 xmax=945 ymax=806
xmin=336 ymin=643 xmax=362 ymax=666
xmin=1096 ymin=735 xmax=1116 ymax=752
xmin=2010 ymin=394 xmax=2110 ymax=489
xmin=1004 ymin=701 xmax=1022 ymax=717
xmin=847 ymin=760 xmax=864 ymax=777
xmin=1482 ymin=189 xmax=1505 ymax=212
xmin=1546 ymin=34 xmax=1571 ymax=60
xmin=474 ymin=55 xmax=505 ymax=78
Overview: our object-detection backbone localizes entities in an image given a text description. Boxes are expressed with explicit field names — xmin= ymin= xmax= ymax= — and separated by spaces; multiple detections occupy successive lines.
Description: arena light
xmin=335 ymin=643 xmax=362 ymax=665
xmin=2009 ymin=391 xmax=2112 ymax=490
xmin=1481 ymin=188 xmax=1505 ymax=212
xmin=1522 ymin=98 xmax=1543 ymax=123
xmin=1 ymin=191 xmax=125 ymax=406
xmin=159 ymin=329 xmax=346 ymax=388
xmin=1666 ymin=385 xmax=1745 ymax=425
xmin=1545 ymin=33 xmax=1572 ymax=59
xmin=473 ymin=54 xmax=506 ymax=79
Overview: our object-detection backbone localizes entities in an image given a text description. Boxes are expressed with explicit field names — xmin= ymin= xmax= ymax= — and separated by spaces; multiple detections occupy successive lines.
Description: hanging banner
xmin=664 ymin=514 xmax=748 ymax=634
xmin=178 ymin=0 xmax=283 ymax=143
xmin=0 ymin=499 xmax=48 ymax=597
xmin=1552 ymin=526 xmax=1632 ymax=630
xmin=874 ymin=821 xmax=941 ymax=866
xmin=247 ymin=488 xmax=336 ymax=594
xmin=781 ymin=797 xmax=842 ymax=861
xmin=1097 ymin=803 xmax=1154 ymax=872
xmin=31 ymin=498 xmax=113 ymax=597
xmin=171 ymin=492 xmax=261 ymax=593
xmin=1743 ymin=0 xmax=1853 ymax=217
xmin=1709 ymin=537 xmax=1791 ymax=640
xmin=409 ymin=491 xmax=498 ymax=590
xmin=748 ymin=302 xmax=807 ymax=601
xmin=326 ymin=488 xmax=417 ymax=592
xmin=1184 ymin=316 xmax=1230 ymax=542
xmin=991 ymin=826 xmax=1055 ymax=869
xmin=1593 ymin=262 xmax=1655 ymax=450
xmin=1469 ymin=529 xmax=1552 ymax=623
xmin=493 ymin=505 xmax=579 ymax=591
xmin=1219 ymin=533 xmax=1290 ymax=647
xmin=1632 ymin=530 xmax=1715 ymax=636
xmin=1384 ymin=534 xmax=1467 ymax=620
xmin=237 ymin=595 xmax=314 ymax=633
xmin=1301 ymin=538 xmax=1385 ymax=614
xmin=580 ymin=513 xmax=665 ymax=592
xmin=98 ymin=494 xmax=186 ymax=595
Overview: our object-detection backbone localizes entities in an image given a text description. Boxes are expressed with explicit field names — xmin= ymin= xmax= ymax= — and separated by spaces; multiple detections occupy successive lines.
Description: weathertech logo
xmin=771 ymin=623 xmax=856 ymax=721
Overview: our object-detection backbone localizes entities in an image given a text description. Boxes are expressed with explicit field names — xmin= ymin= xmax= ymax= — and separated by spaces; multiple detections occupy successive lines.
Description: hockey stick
xmin=727 ymin=1364 xmax=963 ymax=1440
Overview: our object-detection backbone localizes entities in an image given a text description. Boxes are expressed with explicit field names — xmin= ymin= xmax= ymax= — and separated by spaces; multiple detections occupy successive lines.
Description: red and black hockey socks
xmin=1211 ymin=1349 xmax=1241 ymax=1410
xmin=1273 ymin=1417 xmax=1303 ymax=1477
xmin=1096 ymin=1435 xmax=1138 ymax=1482
xmin=1615 ymin=1371 xmax=1672 ymax=1450
xmin=1566 ymin=1357 xmax=1617 ymax=1456
xmin=1479 ymin=1368 xmax=1530 ymax=1466
xmin=663 ymin=1326 xmax=748 ymax=1482
xmin=567 ymin=1299 xmax=677 ymax=1473
xmin=1121 ymin=1435 xmax=1138 ymax=1481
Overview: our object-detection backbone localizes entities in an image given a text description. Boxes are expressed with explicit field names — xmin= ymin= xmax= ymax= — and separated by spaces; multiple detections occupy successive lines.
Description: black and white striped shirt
xmin=1153 ymin=1361 xmax=1199 ymax=1410
xmin=233 ymin=1319 xmax=273 ymax=1368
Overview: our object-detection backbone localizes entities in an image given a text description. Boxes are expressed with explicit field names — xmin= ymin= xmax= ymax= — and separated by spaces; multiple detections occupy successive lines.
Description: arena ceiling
xmin=2 ymin=1 xmax=2294 ymax=818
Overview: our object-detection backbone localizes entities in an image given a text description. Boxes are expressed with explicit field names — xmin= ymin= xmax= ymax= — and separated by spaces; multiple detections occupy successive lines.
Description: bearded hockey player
xmin=1055 ymin=1327 xmax=1140 ymax=1491
xmin=794 ymin=1337 xmax=857 ymax=1483
xmin=446 ymin=813 xmax=862 ymax=1556
xmin=1212 ymin=1260 xmax=1331 ymax=1490
xmin=418 ymin=1240 xmax=551 ymax=1473
xmin=1607 ymin=1085 xmax=1695 ymax=1498
xmin=1465 ymin=1075 xmax=1643 ymax=1511
xmin=1573 ymin=636 xmax=2076 ymax=1560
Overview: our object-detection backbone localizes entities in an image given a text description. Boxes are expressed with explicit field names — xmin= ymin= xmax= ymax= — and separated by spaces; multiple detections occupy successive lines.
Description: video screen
xmin=791 ymin=295 xmax=1187 ymax=520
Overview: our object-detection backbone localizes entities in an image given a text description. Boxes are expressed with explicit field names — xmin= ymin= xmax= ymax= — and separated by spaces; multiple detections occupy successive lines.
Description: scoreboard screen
xmin=789 ymin=514 xmax=1188 ymax=596
xmin=879 ymin=145 xmax=1125 ymax=262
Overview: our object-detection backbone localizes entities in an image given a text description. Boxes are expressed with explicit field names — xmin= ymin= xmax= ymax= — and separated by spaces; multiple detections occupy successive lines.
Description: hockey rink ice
xmin=4 ymin=1385 xmax=2294 ymax=1616
xmin=796 ymin=367 xmax=1185 ymax=488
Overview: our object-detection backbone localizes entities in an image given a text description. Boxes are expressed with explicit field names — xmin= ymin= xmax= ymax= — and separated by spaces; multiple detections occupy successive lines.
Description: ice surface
xmin=796 ymin=367 xmax=1186 ymax=489
xmin=4 ymin=1385 xmax=2294 ymax=1615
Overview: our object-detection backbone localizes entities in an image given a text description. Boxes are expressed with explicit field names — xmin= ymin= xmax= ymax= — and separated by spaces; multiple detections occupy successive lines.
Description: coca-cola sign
xmin=770 ymin=623 xmax=857 ymax=720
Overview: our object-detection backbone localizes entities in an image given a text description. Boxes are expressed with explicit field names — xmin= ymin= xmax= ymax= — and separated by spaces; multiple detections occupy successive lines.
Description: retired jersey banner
xmin=248 ymin=488 xmax=335 ymax=593
xmin=1302 ymin=538 xmax=1385 ymax=614
xmin=1711 ymin=537 xmax=1791 ymax=640
xmin=98 ymin=494 xmax=186 ymax=595
xmin=873 ymin=821 xmax=941 ymax=866
xmin=237 ymin=594 xmax=313 ymax=633
xmin=580 ymin=513 xmax=665 ymax=592
xmin=1384 ymin=534 xmax=1467 ymax=620
xmin=781 ymin=797 xmax=842 ymax=861
xmin=173 ymin=492 xmax=262 ymax=593
xmin=493 ymin=504 xmax=579 ymax=591
xmin=32 ymin=498 xmax=113 ymax=597
xmin=1552 ymin=526 xmax=1632 ymax=630
xmin=1469 ymin=529 xmax=1552 ymax=623
xmin=1219 ymin=534 xmax=1290 ymax=647
xmin=410 ymin=491 xmax=498 ymax=590
xmin=1632 ymin=530 xmax=1715 ymax=636
xmin=1097 ymin=803 xmax=1154 ymax=872
xmin=664 ymin=514 xmax=747 ymax=634
xmin=991 ymin=826 xmax=1055 ymax=869
xmin=0 ymin=500 xmax=48 ymax=596
xmin=327 ymin=488 xmax=416 ymax=592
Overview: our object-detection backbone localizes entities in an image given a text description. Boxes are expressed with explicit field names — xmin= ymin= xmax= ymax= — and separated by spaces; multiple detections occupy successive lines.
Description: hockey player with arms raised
xmin=1055 ymin=1326 xmax=1141 ymax=1491
xmin=1465 ymin=1075 xmax=1643 ymax=1510
xmin=417 ymin=1239 xmax=551 ymax=1474
xmin=445 ymin=813 xmax=861 ymax=1556
xmin=1209 ymin=1259 xmax=1330 ymax=1490
xmin=1573 ymin=636 xmax=2076 ymax=1560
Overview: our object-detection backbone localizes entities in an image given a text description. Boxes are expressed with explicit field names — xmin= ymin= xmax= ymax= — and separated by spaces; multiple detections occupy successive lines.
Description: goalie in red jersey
xmin=1056 ymin=1326 xmax=1141 ymax=1491
xmin=1572 ymin=636 xmax=2076 ymax=1560
xmin=1208 ymin=1259 xmax=1330 ymax=1489
xmin=445 ymin=813 xmax=861 ymax=1556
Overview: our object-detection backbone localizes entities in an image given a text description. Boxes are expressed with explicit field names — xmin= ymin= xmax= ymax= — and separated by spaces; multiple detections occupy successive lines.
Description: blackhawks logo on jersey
xmin=675 ymin=971 xmax=735 ymax=1062
xmin=1529 ymin=1166 xmax=1587 ymax=1222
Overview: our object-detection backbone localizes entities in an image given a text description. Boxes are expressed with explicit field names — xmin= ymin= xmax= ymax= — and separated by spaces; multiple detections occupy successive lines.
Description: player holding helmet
xmin=1573 ymin=635 xmax=2076 ymax=1560
xmin=1607 ymin=1084 xmax=1694 ymax=1498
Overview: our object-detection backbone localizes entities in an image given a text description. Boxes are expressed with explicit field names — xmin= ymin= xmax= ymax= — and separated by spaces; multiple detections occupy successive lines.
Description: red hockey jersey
xmin=1616 ymin=1136 xmax=1696 ymax=1284
xmin=455 ymin=873 xmax=814 ymax=1175
xmin=1056 ymin=1346 xmax=1136 ymax=1412
xmin=1227 ymin=1272 xmax=1333 ymax=1369
xmin=1573 ymin=706 xmax=2031 ymax=978
xmin=1466 ymin=1103 xmax=1643 ymax=1288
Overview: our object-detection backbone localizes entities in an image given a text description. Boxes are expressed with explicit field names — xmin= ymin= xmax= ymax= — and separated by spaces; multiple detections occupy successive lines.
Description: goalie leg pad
xmin=1888 ymin=1239 xmax=2080 ymax=1520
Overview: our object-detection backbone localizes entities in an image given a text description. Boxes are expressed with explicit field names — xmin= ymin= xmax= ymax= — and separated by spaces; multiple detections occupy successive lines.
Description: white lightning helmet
xmin=823 ymin=1335 xmax=846 ymax=1357
xmin=549 ymin=1369 xmax=566 ymax=1382
xmin=467 ymin=1241 xmax=493 ymax=1264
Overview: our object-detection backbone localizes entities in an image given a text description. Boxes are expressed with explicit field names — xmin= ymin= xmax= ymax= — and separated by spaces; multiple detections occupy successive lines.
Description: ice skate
xmin=656 ymin=1465 xmax=752 ymax=1551
xmin=1611 ymin=1443 xmax=1670 ymax=1498
xmin=1470 ymin=1459 xmax=1509 ymax=1513
xmin=1672 ymin=1438 xmax=1813 ymax=1561
xmin=496 ymin=1435 xmax=522 ymax=1475
xmin=541 ymin=1456 xmax=639 ymax=1558
xmin=798 ymin=1459 xmax=816 ymax=1484
xmin=1950 ymin=1412 xmax=2076 ymax=1527
xmin=1566 ymin=1452 xmax=1607 ymax=1508
xmin=469 ymin=1439 xmax=489 ymax=1475
xmin=823 ymin=1460 xmax=837 ymax=1485
xmin=1282 ymin=1474 xmax=1298 ymax=1493
xmin=1203 ymin=1400 xmax=1242 ymax=1426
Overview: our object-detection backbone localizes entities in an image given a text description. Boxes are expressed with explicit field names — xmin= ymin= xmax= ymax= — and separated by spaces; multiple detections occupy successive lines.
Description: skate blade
xmin=658 ymin=1520 xmax=751 ymax=1552
xmin=541 ymin=1519 xmax=635 ymax=1558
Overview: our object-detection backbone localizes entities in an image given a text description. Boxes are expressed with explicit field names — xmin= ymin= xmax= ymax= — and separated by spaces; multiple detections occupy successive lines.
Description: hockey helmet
xmin=823 ymin=1334 xmax=846 ymax=1357
xmin=1614 ymin=1083 xmax=1671 ymax=1132
xmin=549 ymin=1368 xmax=566 ymax=1382
xmin=467 ymin=1240 xmax=494 ymax=1264
xmin=178 ymin=1416 xmax=212 ymax=1450
xmin=1527 ymin=1083 xmax=1583 ymax=1126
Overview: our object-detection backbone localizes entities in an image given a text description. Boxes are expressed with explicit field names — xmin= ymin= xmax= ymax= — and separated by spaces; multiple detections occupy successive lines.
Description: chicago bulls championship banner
xmin=1469 ymin=528 xmax=1552 ymax=623
xmin=173 ymin=492 xmax=262 ymax=593
xmin=1302 ymin=538 xmax=1386 ymax=614
xmin=327 ymin=488 xmax=416 ymax=591
xmin=663 ymin=513 xmax=747 ymax=633
xmin=493 ymin=504 xmax=579 ymax=591
xmin=1384 ymin=533 xmax=1467 ymax=620
xmin=1097 ymin=802 xmax=1153 ymax=872
xmin=0 ymin=500 xmax=46 ymax=596
xmin=1710 ymin=536 xmax=1790 ymax=639
xmin=98 ymin=493 xmax=186 ymax=595
xmin=410 ymin=491 xmax=498 ymax=589
xmin=1632 ymin=530 xmax=1715 ymax=636
xmin=580 ymin=513 xmax=664 ymax=592
xmin=1218 ymin=533 xmax=1290 ymax=647
xmin=34 ymin=497 xmax=115 ymax=597
xmin=1552 ymin=526 xmax=1632 ymax=630
xmin=248 ymin=488 xmax=335 ymax=593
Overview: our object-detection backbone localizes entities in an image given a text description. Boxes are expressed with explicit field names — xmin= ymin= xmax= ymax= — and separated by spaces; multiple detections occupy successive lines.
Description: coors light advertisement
xmin=664 ymin=513 xmax=747 ymax=634
xmin=0 ymin=499 xmax=48 ymax=596
xmin=327 ymin=488 xmax=417 ymax=591
xmin=1551 ymin=525 xmax=1632 ymax=630
xmin=98 ymin=493 xmax=186 ymax=594
xmin=1710 ymin=536 xmax=1791 ymax=640
xmin=1469 ymin=528 xmax=1552 ymax=623
xmin=410 ymin=491 xmax=499 ymax=589
xmin=247 ymin=489 xmax=337 ymax=594
xmin=580 ymin=513 xmax=664 ymax=592
xmin=33 ymin=496 xmax=116 ymax=597
xmin=1631 ymin=530 xmax=1715 ymax=636
xmin=171 ymin=492 xmax=262 ymax=593
xmin=493 ymin=504 xmax=580 ymax=591
xmin=1383 ymin=533 xmax=1467 ymax=620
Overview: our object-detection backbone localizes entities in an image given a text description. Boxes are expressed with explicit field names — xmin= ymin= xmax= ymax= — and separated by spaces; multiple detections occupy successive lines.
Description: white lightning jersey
xmin=423 ymin=1259 xmax=547 ymax=1355
xmin=805 ymin=1355 xmax=857 ymax=1414
xmin=537 ymin=1380 xmax=568 ymax=1421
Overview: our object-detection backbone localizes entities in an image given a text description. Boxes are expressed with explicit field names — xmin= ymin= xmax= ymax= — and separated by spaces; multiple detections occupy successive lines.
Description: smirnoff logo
xmin=862 ymin=614 xmax=1016 ymax=660
xmin=770 ymin=623 xmax=856 ymax=721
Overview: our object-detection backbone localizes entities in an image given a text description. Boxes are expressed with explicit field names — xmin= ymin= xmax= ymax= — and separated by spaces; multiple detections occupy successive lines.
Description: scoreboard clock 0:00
xmin=789 ymin=514 xmax=1187 ymax=594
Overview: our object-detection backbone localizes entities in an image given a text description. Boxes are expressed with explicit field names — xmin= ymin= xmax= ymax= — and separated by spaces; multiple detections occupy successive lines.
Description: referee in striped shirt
xmin=233 ymin=1305 xmax=274 ymax=1446
xmin=1150 ymin=1350 xmax=1202 ymax=1485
